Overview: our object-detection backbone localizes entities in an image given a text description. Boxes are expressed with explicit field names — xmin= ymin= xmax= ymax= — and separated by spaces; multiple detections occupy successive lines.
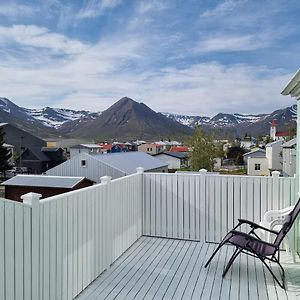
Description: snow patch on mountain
xmin=23 ymin=107 xmax=102 ymax=129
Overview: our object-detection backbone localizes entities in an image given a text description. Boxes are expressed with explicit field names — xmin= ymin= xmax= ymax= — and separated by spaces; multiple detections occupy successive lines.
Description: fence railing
xmin=0 ymin=169 xmax=298 ymax=300
xmin=142 ymin=171 xmax=298 ymax=243
xmin=0 ymin=170 xmax=143 ymax=300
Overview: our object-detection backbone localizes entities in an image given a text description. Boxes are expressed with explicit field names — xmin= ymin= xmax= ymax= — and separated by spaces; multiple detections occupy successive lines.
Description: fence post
xmin=21 ymin=192 xmax=42 ymax=300
xmin=100 ymin=176 xmax=112 ymax=267
xmin=199 ymin=169 xmax=207 ymax=241
xmin=136 ymin=167 xmax=144 ymax=236
xmin=272 ymin=171 xmax=280 ymax=209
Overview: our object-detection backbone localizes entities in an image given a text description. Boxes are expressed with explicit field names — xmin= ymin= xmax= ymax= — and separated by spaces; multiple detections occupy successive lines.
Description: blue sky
xmin=0 ymin=0 xmax=299 ymax=116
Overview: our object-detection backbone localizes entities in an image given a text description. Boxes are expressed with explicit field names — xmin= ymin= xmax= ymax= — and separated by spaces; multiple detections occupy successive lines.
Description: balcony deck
xmin=75 ymin=236 xmax=300 ymax=300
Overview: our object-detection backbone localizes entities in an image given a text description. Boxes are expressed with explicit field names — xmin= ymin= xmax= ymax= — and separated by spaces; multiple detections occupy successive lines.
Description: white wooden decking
xmin=75 ymin=236 xmax=300 ymax=300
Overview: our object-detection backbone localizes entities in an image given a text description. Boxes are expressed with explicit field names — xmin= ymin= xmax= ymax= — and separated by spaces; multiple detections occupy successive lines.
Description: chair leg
xmin=205 ymin=242 xmax=226 ymax=268
xmin=222 ymin=247 xmax=242 ymax=277
xmin=261 ymin=259 xmax=285 ymax=289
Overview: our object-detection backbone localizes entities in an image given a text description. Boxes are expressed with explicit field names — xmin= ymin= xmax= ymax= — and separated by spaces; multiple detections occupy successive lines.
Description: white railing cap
xmin=271 ymin=171 xmax=280 ymax=177
xmin=100 ymin=176 xmax=112 ymax=184
xmin=199 ymin=169 xmax=207 ymax=174
xmin=21 ymin=192 xmax=42 ymax=205
xmin=136 ymin=167 xmax=144 ymax=174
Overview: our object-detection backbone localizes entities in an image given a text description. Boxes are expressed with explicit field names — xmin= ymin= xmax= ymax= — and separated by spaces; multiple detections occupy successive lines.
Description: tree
xmin=190 ymin=125 xmax=219 ymax=171
xmin=0 ymin=127 xmax=12 ymax=177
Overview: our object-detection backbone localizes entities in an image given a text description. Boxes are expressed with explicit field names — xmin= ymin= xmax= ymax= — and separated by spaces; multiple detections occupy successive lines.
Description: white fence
xmin=0 ymin=172 xmax=143 ymax=300
xmin=0 ymin=170 xmax=298 ymax=300
xmin=143 ymin=171 xmax=298 ymax=243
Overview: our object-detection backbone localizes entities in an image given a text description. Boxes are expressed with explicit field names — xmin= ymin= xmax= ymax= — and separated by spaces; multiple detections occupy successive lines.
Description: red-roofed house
xmin=169 ymin=146 xmax=189 ymax=152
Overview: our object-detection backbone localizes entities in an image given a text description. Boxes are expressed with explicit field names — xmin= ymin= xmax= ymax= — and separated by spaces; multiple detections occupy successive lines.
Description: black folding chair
xmin=205 ymin=198 xmax=300 ymax=289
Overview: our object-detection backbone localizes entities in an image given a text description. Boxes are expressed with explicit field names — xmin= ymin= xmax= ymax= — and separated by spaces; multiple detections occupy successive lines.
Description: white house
xmin=243 ymin=149 xmax=266 ymax=165
xmin=243 ymin=149 xmax=269 ymax=176
xmin=47 ymin=152 xmax=168 ymax=182
xmin=282 ymin=138 xmax=296 ymax=177
xmin=154 ymin=152 xmax=190 ymax=169
xmin=69 ymin=144 xmax=102 ymax=158
xmin=243 ymin=141 xmax=283 ymax=176
xmin=266 ymin=139 xmax=283 ymax=172
xmin=247 ymin=157 xmax=269 ymax=176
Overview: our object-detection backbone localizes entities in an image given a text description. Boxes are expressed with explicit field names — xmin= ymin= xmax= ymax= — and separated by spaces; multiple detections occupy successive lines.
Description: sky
xmin=0 ymin=0 xmax=299 ymax=117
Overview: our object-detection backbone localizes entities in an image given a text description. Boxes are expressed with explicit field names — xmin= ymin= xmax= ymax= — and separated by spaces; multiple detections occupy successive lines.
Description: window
xmin=81 ymin=160 xmax=87 ymax=167
xmin=254 ymin=163 xmax=260 ymax=171
xmin=147 ymin=148 xmax=150 ymax=151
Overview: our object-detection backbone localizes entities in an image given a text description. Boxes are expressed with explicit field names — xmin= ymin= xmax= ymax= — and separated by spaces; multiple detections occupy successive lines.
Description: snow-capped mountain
xmin=0 ymin=96 xmax=297 ymax=139
xmin=162 ymin=112 xmax=270 ymax=128
xmin=23 ymin=107 xmax=102 ymax=129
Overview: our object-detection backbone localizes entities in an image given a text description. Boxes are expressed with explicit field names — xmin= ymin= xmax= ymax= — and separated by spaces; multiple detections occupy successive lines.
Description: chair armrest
xmin=262 ymin=205 xmax=294 ymax=224
xmin=237 ymin=219 xmax=279 ymax=235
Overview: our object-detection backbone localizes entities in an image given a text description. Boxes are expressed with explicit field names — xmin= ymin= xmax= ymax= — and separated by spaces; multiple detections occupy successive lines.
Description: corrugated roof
xmin=89 ymin=152 xmax=168 ymax=174
xmin=1 ymin=175 xmax=89 ymax=188
xmin=243 ymin=149 xmax=266 ymax=157
xmin=266 ymin=140 xmax=283 ymax=147
xmin=70 ymin=144 xmax=101 ymax=149
xmin=282 ymin=138 xmax=296 ymax=148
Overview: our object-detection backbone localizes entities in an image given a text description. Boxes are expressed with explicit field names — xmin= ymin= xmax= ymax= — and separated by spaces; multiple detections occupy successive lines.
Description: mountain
xmin=58 ymin=97 xmax=193 ymax=140
xmin=163 ymin=106 xmax=297 ymax=137
xmin=0 ymin=97 xmax=58 ymax=138
xmin=24 ymin=107 xmax=101 ymax=128
xmin=0 ymin=96 xmax=297 ymax=140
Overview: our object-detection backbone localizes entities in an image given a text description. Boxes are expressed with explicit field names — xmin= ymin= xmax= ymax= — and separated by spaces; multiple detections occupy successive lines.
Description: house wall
xmin=243 ymin=150 xmax=266 ymax=164
xmin=282 ymin=148 xmax=296 ymax=177
xmin=154 ymin=154 xmax=181 ymax=169
xmin=147 ymin=166 xmax=168 ymax=173
xmin=138 ymin=144 xmax=163 ymax=155
xmin=46 ymin=153 xmax=125 ymax=182
xmin=70 ymin=147 xmax=101 ymax=158
xmin=266 ymin=142 xmax=283 ymax=171
xmin=247 ymin=157 xmax=269 ymax=176
xmin=4 ymin=180 xmax=93 ymax=202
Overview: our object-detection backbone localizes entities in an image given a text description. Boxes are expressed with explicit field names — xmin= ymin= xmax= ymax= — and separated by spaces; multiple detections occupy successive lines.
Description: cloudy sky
xmin=0 ymin=0 xmax=299 ymax=116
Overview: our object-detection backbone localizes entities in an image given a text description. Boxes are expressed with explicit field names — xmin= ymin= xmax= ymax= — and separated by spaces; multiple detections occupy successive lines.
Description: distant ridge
xmin=0 ymin=96 xmax=297 ymax=140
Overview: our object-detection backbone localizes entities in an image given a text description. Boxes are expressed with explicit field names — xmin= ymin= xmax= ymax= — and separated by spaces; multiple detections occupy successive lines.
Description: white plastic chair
xmin=260 ymin=205 xmax=295 ymax=261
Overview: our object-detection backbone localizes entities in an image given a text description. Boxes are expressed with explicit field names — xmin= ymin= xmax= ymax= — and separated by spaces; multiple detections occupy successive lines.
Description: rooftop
xmin=86 ymin=152 xmax=168 ymax=174
xmin=1 ymin=174 xmax=91 ymax=188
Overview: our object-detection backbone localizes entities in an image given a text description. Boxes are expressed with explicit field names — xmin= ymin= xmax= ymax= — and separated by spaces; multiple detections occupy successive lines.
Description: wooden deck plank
xmin=120 ymin=239 xmax=179 ymax=300
xmin=75 ymin=237 xmax=298 ymax=300
xmin=92 ymin=238 xmax=163 ymax=299
xmin=76 ymin=237 xmax=154 ymax=299
xmin=218 ymin=246 xmax=234 ymax=300
xmin=190 ymin=243 xmax=216 ymax=299
xmin=105 ymin=238 xmax=170 ymax=299
xmin=146 ymin=240 xmax=191 ymax=299
xmin=131 ymin=239 xmax=186 ymax=299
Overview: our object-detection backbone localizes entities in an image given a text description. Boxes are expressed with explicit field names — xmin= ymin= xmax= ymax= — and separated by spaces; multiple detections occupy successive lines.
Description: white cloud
xmin=201 ymin=0 xmax=246 ymax=18
xmin=0 ymin=24 xmax=89 ymax=55
xmin=0 ymin=3 xmax=38 ymax=18
xmin=77 ymin=0 xmax=122 ymax=19
xmin=195 ymin=34 xmax=268 ymax=53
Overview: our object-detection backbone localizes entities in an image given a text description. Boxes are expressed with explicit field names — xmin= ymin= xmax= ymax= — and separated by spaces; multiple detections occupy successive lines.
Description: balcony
xmin=76 ymin=236 xmax=300 ymax=300
xmin=0 ymin=170 xmax=299 ymax=299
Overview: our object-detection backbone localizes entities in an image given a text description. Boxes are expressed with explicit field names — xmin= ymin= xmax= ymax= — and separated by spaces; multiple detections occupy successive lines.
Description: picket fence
xmin=0 ymin=169 xmax=298 ymax=300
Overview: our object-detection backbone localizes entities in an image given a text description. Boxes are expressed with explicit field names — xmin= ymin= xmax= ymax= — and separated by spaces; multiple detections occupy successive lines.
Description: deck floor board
xmin=75 ymin=237 xmax=300 ymax=300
